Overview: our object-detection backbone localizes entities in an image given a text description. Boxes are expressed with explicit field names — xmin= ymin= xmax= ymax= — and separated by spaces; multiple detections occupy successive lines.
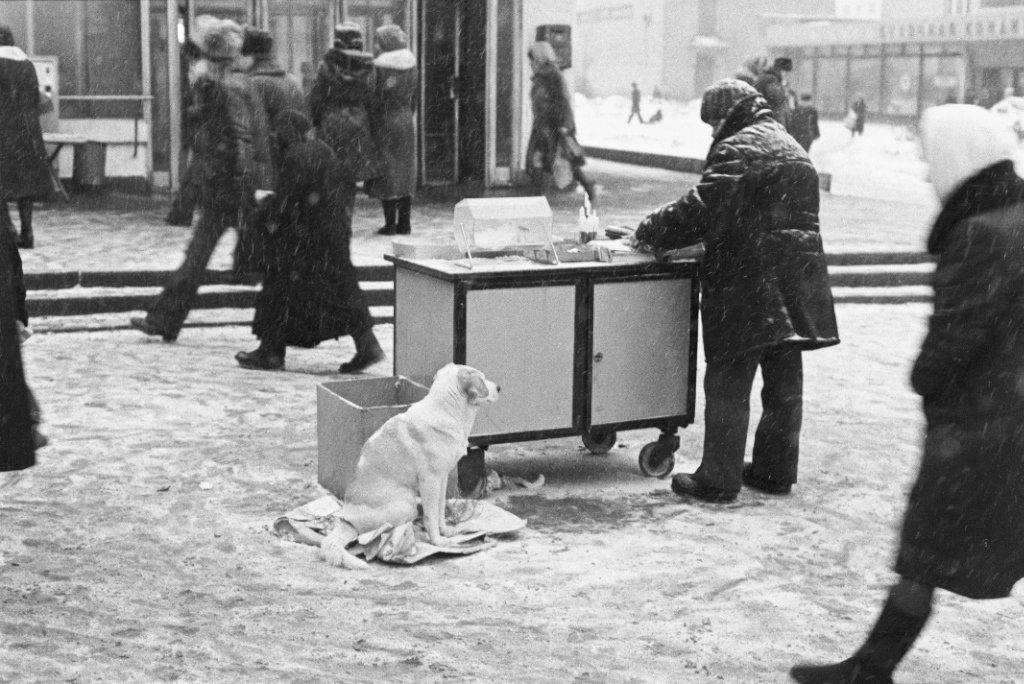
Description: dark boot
xmin=339 ymin=328 xmax=385 ymax=374
xmin=377 ymin=199 xmax=399 ymax=235
xmin=790 ymin=597 xmax=930 ymax=684
xmin=396 ymin=196 xmax=412 ymax=235
xmin=235 ymin=340 xmax=285 ymax=371
xmin=130 ymin=316 xmax=178 ymax=342
xmin=15 ymin=199 xmax=34 ymax=249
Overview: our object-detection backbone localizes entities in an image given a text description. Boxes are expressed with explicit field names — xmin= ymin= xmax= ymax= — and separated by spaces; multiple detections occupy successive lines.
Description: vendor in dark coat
xmin=0 ymin=25 xmax=54 ymax=250
xmin=792 ymin=104 xmax=1024 ymax=684
xmin=525 ymin=41 xmax=597 ymax=206
xmin=634 ymin=78 xmax=839 ymax=504
xmin=370 ymin=24 xmax=418 ymax=236
xmin=235 ymin=110 xmax=384 ymax=373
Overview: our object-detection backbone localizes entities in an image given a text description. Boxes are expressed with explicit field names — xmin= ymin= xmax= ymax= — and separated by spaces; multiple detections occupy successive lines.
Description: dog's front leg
xmin=420 ymin=474 xmax=451 ymax=546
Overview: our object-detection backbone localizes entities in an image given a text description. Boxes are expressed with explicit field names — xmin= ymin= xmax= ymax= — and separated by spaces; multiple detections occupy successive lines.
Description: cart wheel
xmin=582 ymin=429 xmax=617 ymax=455
xmin=638 ymin=441 xmax=675 ymax=478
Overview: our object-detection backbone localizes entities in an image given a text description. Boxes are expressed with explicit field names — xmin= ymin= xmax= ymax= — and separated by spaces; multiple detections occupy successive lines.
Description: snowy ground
xmin=576 ymin=93 xmax=1024 ymax=206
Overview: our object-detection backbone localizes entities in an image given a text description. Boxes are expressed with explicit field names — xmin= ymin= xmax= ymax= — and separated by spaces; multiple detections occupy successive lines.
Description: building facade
xmin=0 ymin=0 xmax=574 ymax=191
xmin=767 ymin=0 xmax=1024 ymax=119
xmin=573 ymin=0 xmax=833 ymax=102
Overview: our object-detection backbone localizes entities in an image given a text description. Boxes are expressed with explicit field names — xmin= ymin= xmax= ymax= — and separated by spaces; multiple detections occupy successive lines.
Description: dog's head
xmin=433 ymin=364 xmax=500 ymax=407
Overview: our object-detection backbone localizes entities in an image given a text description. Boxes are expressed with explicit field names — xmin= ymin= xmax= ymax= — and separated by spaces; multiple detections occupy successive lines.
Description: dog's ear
xmin=456 ymin=368 xmax=489 ymax=401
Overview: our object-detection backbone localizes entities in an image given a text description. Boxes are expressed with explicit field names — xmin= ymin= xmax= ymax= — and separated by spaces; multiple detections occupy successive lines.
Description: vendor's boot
xmin=396 ymin=196 xmax=412 ymax=235
xmin=377 ymin=199 xmax=398 ymax=235
xmin=235 ymin=340 xmax=285 ymax=371
xmin=339 ymin=327 xmax=385 ymax=374
xmin=790 ymin=597 xmax=930 ymax=684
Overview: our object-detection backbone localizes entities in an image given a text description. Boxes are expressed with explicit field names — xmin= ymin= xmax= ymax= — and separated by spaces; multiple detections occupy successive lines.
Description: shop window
xmin=882 ymin=55 xmax=920 ymax=116
xmin=31 ymin=0 xmax=143 ymax=118
xmin=922 ymin=55 xmax=964 ymax=107
xmin=816 ymin=58 xmax=847 ymax=116
xmin=269 ymin=0 xmax=333 ymax=93
xmin=849 ymin=58 xmax=881 ymax=114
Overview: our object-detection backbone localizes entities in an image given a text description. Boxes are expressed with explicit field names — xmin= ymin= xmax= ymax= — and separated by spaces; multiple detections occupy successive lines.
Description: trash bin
xmin=72 ymin=141 xmax=106 ymax=189
xmin=316 ymin=376 xmax=429 ymax=498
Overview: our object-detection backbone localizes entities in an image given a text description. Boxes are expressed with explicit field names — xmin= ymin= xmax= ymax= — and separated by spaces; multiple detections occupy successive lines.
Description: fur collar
xmin=0 ymin=45 xmax=28 ymax=62
xmin=374 ymin=49 xmax=416 ymax=71
xmin=929 ymin=161 xmax=1024 ymax=254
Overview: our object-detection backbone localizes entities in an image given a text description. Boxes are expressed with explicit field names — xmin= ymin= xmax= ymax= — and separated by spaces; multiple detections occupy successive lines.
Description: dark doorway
xmin=418 ymin=0 xmax=487 ymax=186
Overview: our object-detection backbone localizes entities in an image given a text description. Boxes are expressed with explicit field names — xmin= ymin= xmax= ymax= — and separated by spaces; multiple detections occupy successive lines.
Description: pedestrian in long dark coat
xmin=1 ymin=225 xmax=37 ymax=475
xmin=791 ymin=104 xmax=1024 ymax=684
xmin=0 ymin=25 xmax=54 ymax=250
xmin=308 ymin=22 xmax=383 ymax=185
xmin=525 ymin=41 xmax=597 ymax=206
xmin=634 ymin=78 xmax=839 ymax=503
xmin=369 ymin=24 xmax=418 ymax=236
xmin=236 ymin=110 xmax=383 ymax=373
xmin=851 ymin=95 xmax=867 ymax=137
xmin=131 ymin=17 xmax=273 ymax=341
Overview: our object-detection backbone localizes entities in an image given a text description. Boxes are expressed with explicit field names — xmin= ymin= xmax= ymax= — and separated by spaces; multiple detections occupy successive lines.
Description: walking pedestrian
xmin=850 ymin=95 xmax=867 ymax=137
xmin=628 ymin=82 xmax=644 ymax=123
xmin=736 ymin=56 xmax=793 ymax=129
xmin=790 ymin=104 xmax=1024 ymax=684
xmin=130 ymin=17 xmax=273 ymax=341
xmin=632 ymin=78 xmax=839 ymax=503
xmin=0 ymin=25 xmax=55 ymax=250
xmin=233 ymin=26 xmax=305 ymax=274
xmin=235 ymin=110 xmax=384 ymax=373
xmin=789 ymin=93 xmax=821 ymax=152
xmin=308 ymin=22 xmax=383 ymax=235
xmin=369 ymin=24 xmax=418 ymax=236
xmin=525 ymin=40 xmax=597 ymax=206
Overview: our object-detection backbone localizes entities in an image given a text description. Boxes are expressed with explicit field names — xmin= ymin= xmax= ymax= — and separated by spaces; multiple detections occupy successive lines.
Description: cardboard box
xmin=317 ymin=376 xmax=429 ymax=498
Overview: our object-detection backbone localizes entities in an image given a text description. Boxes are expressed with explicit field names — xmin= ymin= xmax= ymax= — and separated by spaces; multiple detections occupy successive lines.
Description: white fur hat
xmin=920 ymin=104 xmax=1019 ymax=201
xmin=193 ymin=16 xmax=243 ymax=62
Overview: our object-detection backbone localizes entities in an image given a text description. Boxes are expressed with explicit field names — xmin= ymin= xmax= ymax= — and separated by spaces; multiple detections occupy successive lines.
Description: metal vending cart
xmin=384 ymin=250 xmax=700 ymax=486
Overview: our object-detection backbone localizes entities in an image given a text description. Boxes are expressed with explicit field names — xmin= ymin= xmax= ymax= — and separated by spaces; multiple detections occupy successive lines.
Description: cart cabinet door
xmin=465 ymin=285 xmax=576 ymax=437
xmin=591 ymin=278 xmax=691 ymax=425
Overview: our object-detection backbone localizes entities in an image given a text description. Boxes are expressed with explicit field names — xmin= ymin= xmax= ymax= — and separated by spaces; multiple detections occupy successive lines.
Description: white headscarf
xmin=920 ymin=104 xmax=1019 ymax=202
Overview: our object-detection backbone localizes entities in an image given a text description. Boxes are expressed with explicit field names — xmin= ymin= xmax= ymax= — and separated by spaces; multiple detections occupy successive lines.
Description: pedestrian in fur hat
xmin=735 ymin=55 xmax=793 ymax=129
xmin=525 ymin=40 xmax=597 ymax=206
xmin=333 ymin=21 xmax=364 ymax=51
xmin=369 ymin=24 xmax=418 ymax=235
xmin=790 ymin=104 xmax=1024 ymax=684
xmin=632 ymin=77 xmax=838 ymax=504
xmin=132 ymin=15 xmax=273 ymax=342
xmin=0 ymin=24 xmax=55 ymax=249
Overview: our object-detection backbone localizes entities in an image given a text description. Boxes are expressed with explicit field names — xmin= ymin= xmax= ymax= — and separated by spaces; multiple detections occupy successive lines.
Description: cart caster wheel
xmin=582 ymin=429 xmax=617 ymax=455
xmin=638 ymin=442 xmax=675 ymax=478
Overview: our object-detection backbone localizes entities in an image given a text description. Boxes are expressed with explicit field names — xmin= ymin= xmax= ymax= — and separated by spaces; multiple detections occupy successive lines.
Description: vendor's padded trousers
xmin=694 ymin=346 xmax=803 ymax=492
xmin=145 ymin=205 xmax=237 ymax=336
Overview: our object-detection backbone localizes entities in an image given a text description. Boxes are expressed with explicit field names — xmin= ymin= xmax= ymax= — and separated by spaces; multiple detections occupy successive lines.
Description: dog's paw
xmin=320 ymin=528 xmax=369 ymax=570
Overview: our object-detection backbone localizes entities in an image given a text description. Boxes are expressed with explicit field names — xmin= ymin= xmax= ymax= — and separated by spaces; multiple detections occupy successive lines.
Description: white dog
xmin=321 ymin=364 xmax=499 ymax=569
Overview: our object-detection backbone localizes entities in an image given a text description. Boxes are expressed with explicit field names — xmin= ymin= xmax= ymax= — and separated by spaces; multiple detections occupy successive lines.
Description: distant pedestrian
xmin=736 ymin=56 xmax=793 ymax=129
xmin=236 ymin=110 xmax=384 ymax=373
xmin=788 ymin=93 xmax=820 ymax=152
xmin=628 ymin=82 xmax=644 ymax=123
xmin=369 ymin=24 xmax=418 ymax=236
xmin=632 ymin=78 xmax=839 ymax=504
xmin=645 ymin=108 xmax=663 ymax=124
xmin=790 ymin=105 xmax=1024 ymax=684
xmin=0 ymin=24 xmax=55 ymax=250
xmin=850 ymin=95 xmax=867 ymax=137
xmin=308 ymin=22 xmax=383 ymax=236
xmin=525 ymin=40 xmax=597 ymax=206
xmin=131 ymin=17 xmax=273 ymax=342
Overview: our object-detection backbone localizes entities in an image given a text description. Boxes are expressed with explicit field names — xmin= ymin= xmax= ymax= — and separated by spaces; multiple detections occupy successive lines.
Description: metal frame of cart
xmin=385 ymin=255 xmax=700 ymax=490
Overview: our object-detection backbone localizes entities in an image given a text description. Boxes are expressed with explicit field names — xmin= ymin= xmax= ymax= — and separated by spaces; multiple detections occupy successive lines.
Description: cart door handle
xmin=593 ymin=352 xmax=603 ymax=363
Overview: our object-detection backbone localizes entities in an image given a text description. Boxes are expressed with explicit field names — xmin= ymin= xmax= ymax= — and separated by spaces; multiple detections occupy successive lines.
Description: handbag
xmin=550 ymin=153 xmax=574 ymax=190
xmin=842 ymin=108 xmax=857 ymax=131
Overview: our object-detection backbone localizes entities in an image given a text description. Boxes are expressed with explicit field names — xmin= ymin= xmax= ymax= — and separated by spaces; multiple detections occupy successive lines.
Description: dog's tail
xmin=319 ymin=522 xmax=370 ymax=570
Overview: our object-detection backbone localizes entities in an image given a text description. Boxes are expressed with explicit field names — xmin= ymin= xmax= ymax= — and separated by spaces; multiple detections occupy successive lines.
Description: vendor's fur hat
xmin=241 ymin=26 xmax=274 ymax=57
xmin=334 ymin=21 xmax=364 ymax=50
xmin=375 ymin=24 xmax=408 ymax=52
xmin=195 ymin=17 xmax=243 ymax=62
xmin=700 ymin=78 xmax=759 ymax=123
